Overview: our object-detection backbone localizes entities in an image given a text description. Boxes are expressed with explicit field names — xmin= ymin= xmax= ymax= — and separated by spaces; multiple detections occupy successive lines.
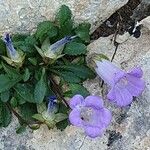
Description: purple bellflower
xmin=95 ymin=59 xmax=145 ymax=107
xmin=2 ymin=33 xmax=25 ymax=67
xmin=69 ymin=95 xmax=112 ymax=138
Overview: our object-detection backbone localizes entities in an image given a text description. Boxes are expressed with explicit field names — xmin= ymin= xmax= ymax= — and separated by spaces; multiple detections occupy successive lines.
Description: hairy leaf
xmin=64 ymin=42 xmax=86 ymax=55
xmin=1 ymin=90 xmax=10 ymax=102
xmin=35 ymin=21 xmax=58 ymax=42
xmin=0 ymin=74 xmax=22 ymax=93
xmin=56 ymin=5 xmax=73 ymax=36
xmin=75 ymin=23 xmax=91 ymax=42
xmin=0 ymin=102 xmax=12 ymax=127
xmin=34 ymin=69 xmax=47 ymax=103
xmin=69 ymin=83 xmax=90 ymax=97
xmin=14 ymin=83 xmax=35 ymax=103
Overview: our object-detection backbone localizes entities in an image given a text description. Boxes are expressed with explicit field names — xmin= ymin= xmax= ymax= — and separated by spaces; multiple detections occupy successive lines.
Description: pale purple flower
xmin=69 ymin=95 xmax=112 ymax=138
xmin=2 ymin=33 xmax=17 ymax=58
xmin=50 ymin=35 xmax=77 ymax=52
xmin=95 ymin=59 xmax=145 ymax=107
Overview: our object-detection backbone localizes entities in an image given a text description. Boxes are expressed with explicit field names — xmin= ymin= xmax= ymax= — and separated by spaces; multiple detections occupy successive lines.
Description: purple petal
xmin=69 ymin=108 xmax=83 ymax=127
xmin=84 ymin=125 xmax=104 ymax=138
xmin=95 ymin=60 xmax=125 ymax=86
xmin=126 ymin=78 xmax=145 ymax=96
xmin=114 ymin=71 xmax=126 ymax=84
xmin=128 ymin=67 xmax=143 ymax=78
xmin=69 ymin=94 xmax=84 ymax=109
xmin=50 ymin=36 xmax=76 ymax=52
xmin=107 ymin=87 xmax=116 ymax=101
xmin=85 ymin=96 xmax=104 ymax=109
xmin=113 ymin=87 xmax=133 ymax=107
xmin=126 ymin=75 xmax=145 ymax=92
xmin=99 ymin=108 xmax=112 ymax=127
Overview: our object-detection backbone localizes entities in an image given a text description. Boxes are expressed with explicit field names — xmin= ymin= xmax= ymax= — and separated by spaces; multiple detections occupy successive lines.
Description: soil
xmin=90 ymin=0 xmax=145 ymax=40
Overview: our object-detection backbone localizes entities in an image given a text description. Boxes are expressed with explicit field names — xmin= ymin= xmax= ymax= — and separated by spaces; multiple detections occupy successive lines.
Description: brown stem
xmin=49 ymin=77 xmax=69 ymax=108
xmin=6 ymin=103 xmax=43 ymax=127
xmin=6 ymin=103 xmax=30 ymax=125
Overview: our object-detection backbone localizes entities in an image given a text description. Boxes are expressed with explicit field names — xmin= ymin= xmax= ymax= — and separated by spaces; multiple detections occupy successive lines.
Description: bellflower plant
xmin=69 ymin=95 xmax=112 ymax=138
xmin=95 ymin=59 xmax=145 ymax=107
xmin=2 ymin=33 xmax=25 ymax=67
xmin=35 ymin=35 xmax=77 ymax=61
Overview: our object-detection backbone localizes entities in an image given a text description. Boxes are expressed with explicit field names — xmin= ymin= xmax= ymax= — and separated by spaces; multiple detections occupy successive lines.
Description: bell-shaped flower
xmin=35 ymin=36 xmax=77 ymax=62
xmin=95 ymin=59 xmax=145 ymax=107
xmin=2 ymin=33 xmax=25 ymax=67
xmin=69 ymin=95 xmax=112 ymax=138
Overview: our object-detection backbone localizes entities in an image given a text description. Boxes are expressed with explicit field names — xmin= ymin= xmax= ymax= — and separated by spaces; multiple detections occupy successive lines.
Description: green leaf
xmin=52 ymin=64 xmax=95 ymax=81
xmin=64 ymin=42 xmax=86 ymax=55
xmin=35 ymin=21 xmax=58 ymax=42
xmin=56 ymin=5 xmax=73 ymax=36
xmin=56 ymin=5 xmax=72 ymax=25
xmin=32 ymin=114 xmax=45 ymax=122
xmin=36 ymin=103 xmax=47 ymax=114
xmin=34 ymin=68 xmax=47 ymax=103
xmin=14 ymin=83 xmax=35 ymax=103
xmin=10 ymin=97 xmax=18 ymax=108
xmin=2 ymin=62 xmax=21 ymax=78
xmin=56 ymin=119 xmax=69 ymax=131
xmin=23 ymin=68 xmax=30 ymax=82
xmin=16 ymin=125 xmax=26 ymax=134
xmin=54 ymin=113 xmax=67 ymax=123
xmin=75 ymin=23 xmax=91 ymax=42
xmin=1 ymin=90 xmax=10 ymax=102
xmin=0 ymin=74 xmax=22 ymax=93
xmin=59 ymin=71 xmax=81 ymax=83
xmin=69 ymin=83 xmax=90 ymax=97
xmin=28 ymin=58 xmax=37 ymax=66
xmin=0 ymin=102 xmax=12 ymax=127
xmin=19 ymin=103 xmax=37 ymax=121
xmin=0 ymin=38 xmax=6 ymax=55
xmin=17 ymin=35 xmax=37 ymax=53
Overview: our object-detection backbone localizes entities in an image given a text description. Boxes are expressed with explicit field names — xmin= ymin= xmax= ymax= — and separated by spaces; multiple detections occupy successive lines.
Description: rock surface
xmin=0 ymin=26 xmax=150 ymax=150
xmin=0 ymin=0 xmax=128 ymax=34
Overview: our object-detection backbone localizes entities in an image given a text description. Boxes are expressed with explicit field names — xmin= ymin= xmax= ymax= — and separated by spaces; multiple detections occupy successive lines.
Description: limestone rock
xmin=0 ymin=0 xmax=128 ymax=34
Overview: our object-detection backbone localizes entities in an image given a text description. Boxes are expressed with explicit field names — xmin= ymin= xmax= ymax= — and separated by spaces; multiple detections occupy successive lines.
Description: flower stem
xmin=49 ymin=77 xmax=69 ymax=108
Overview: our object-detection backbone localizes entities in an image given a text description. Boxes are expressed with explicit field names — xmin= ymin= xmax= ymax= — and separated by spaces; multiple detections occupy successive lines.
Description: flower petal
xmin=113 ymin=87 xmax=133 ymax=107
xmin=107 ymin=87 xmax=116 ymax=101
xmin=69 ymin=94 xmax=84 ymax=109
xmin=126 ymin=78 xmax=145 ymax=96
xmin=128 ymin=67 xmax=143 ymax=78
xmin=69 ymin=108 xmax=83 ymax=127
xmin=84 ymin=125 xmax=104 ymax=138
xmin=99 ymin=108 xmax=112 ymax=127
xmin=126 ymin=75 xmax=145 ymax=93
xmin=85 ymin=95 xmax=104 ymax=109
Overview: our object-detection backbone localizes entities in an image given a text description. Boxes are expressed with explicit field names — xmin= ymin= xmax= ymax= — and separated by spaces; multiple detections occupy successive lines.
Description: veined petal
xmin=84 ymin=125 xmax=104 ymax=138
xmin=113 ymin=87 xmax=133 ymax=107
xmin=85 ymin=95 xmax=104 ymax=109
xmin=99 ymin=108 xmax=112 ymax=127
xmin=69 ymin=94 xmax=84 ymax=109
xmin=128 ymin=67 xmax=143 ymax=78
xmin=107 ymin=87 xmax=116 ymax=101
xmin=95 ymin=60 xmax=124 ymax=86
xmin=126 ymin=75 xmax=145 ymax=96
xmin=69 ymin=108 xmax=83 ymax=127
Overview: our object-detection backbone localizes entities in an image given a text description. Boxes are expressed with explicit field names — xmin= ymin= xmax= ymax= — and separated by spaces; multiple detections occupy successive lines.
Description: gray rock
xmin=0 ymin=0 xmax=128 ymax=34
xmin=1 ymin=28 xmax=150 ymax=150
